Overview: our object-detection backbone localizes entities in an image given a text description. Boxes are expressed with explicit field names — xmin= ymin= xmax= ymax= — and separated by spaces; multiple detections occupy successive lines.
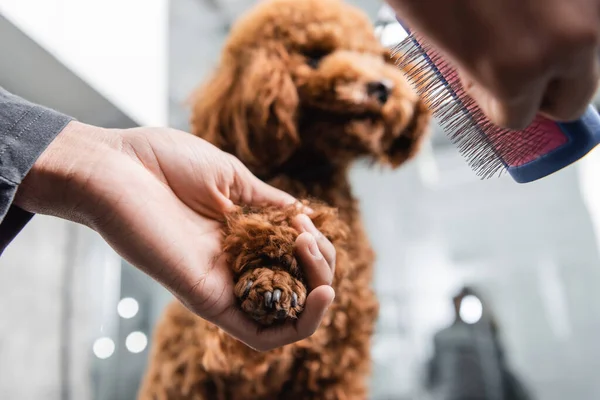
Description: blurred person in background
xmin=425 ymin=287 xmax=532 ymax=400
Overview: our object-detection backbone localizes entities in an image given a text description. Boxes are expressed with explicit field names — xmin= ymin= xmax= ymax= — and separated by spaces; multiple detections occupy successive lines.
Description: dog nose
xmin=367 ymin=79 xmax=394 ymax=104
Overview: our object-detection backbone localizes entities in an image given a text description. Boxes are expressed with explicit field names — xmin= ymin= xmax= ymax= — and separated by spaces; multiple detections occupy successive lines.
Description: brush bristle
xmin=391 ymin=34 xmax=559 ymax=179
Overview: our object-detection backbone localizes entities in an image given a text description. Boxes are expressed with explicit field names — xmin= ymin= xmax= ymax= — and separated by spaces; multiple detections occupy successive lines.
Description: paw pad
xmin=235 ymin=267 xmax=307 ymax=326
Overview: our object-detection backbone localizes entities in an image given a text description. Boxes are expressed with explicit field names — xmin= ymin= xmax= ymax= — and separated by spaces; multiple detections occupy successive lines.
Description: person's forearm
xmin=14 ymin=120 xmax=119 ymax=225
xmin=0 ymin=87 xmax=73 ymax=252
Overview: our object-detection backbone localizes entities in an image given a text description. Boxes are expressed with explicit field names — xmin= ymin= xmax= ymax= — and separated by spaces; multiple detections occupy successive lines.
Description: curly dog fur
xmin=138 ymin=0 xmax=430 ymax=398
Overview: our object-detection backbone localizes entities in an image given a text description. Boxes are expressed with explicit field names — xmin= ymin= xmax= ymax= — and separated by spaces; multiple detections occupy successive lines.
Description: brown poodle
xmin=138 ymin=0 xmax=430 ymax=398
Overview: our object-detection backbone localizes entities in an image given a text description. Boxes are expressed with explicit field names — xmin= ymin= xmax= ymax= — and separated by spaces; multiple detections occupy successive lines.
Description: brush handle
xmin=508 ymin=107 xmax=600 ymax=183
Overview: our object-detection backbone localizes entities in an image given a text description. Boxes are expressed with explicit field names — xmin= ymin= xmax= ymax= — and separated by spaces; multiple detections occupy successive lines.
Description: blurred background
xmin=2 ymin=0 xmax=600 ymax=399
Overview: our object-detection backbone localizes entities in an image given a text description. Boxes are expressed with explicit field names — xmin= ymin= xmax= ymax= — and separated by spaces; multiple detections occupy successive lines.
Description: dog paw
xmin=223 ymin=202 xmax=346 ymax=327
xmin=235 ymin=267 xmax=307 ymax=326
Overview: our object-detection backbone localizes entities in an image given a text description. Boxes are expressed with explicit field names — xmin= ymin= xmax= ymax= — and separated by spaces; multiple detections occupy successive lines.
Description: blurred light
xmin=379 ymin=23 xmax=408 ymax=48
xmin=459 ymin=295 xmax=483 ymax=324
xmin=117 ymin=297 xmax=139 ymax=319
xmin=376 ymin=3 xmax=398 ymax=22
xmin=125 ymin=331 xmax=148 ymax=354
xmin=1 ymin=0 xmax=169 ymax=126
xmin=93 ymin=337 xmax=115 ymax=359
xmin=374 ymin=3 xmax=408 ymax=48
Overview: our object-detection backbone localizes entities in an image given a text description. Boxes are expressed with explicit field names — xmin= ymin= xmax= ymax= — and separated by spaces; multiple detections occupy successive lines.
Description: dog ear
xmin=190 ymin=45 xmax=300 ymax=175
xmin=382 ymin=47 xmax=401 ymax=67
xmin=379 ymin=47 xmax=432 ymax=166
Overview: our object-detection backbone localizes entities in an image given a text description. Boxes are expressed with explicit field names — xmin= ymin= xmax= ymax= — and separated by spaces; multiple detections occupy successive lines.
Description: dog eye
xmin=304 ymin=50 xmax=328 ymax=69
xmin=307 ymin=57 xmax=322 ymax=68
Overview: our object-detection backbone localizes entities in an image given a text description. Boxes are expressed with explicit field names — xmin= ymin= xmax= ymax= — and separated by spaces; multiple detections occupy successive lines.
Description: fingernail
xmin=294 ymin=201 xmax=314 ymax=214
xmin=300 ymin=214 xmax=319 ymax=236
xmin=308 ymin=234 xmax=323 ymax=260
xmin=326 ymin=286 xmax=335 ymax=307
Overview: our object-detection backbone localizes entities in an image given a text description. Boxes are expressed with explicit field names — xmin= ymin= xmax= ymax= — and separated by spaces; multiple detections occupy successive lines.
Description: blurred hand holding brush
xmin=387 ymin=0 xmax=600 ymax=130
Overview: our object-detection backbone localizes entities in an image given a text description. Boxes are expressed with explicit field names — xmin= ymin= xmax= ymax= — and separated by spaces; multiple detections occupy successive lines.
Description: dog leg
xmin=224 ymin=204 xmax=309 ymax=326
xmin=137 ymin=302 xmax=228 ymax=400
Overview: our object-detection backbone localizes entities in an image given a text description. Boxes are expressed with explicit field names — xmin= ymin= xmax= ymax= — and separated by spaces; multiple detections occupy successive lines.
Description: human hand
xmin=14 ymin=121 xmax=336 ymax=351
xmin=388 ymin=0 xmax=600 ymax=129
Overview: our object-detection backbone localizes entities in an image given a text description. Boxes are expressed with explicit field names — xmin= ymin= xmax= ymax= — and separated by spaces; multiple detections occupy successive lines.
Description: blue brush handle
xmin=507 ymin=105 xmax=600 ymax=183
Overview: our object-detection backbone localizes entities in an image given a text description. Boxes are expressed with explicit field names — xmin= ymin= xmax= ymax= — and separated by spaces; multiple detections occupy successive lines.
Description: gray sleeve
xmin=0 ymin=87 xmax=73 ymax=253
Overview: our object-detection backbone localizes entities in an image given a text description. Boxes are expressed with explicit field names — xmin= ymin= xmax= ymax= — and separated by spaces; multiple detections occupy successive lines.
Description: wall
xmin=0 ymin=6 xmax=157 ymax=399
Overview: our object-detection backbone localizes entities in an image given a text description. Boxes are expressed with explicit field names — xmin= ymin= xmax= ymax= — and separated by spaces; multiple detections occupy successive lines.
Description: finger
xmin=293 ymin=214 xmax=336 ymax=273
xmin=295 ymin=232 xmax=334 ymax=287
xmin=460 ymin=69 xmax=545 ymax=130
xmin=292 ymin=285 xmax=335 ymax=339
xmin=540 ymin=57 xmax=600 ymax=122
xmin=214 ymin=285 xmax=335 ymax=351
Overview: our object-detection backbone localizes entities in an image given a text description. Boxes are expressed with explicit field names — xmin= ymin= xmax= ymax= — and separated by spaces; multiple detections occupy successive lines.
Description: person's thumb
xmin=247 ymin=174 xmax=298 ymax=207
xmin=295 ymin=285 xmax=335 ymax=338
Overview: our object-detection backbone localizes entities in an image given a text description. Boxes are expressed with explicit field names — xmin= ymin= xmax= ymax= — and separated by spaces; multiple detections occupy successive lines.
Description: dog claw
xmin=291 ymin=292 xmax=298 ymax=307
xmin=272 ymin=289 xmax=282 ymax=304
xmin=264 ymin=291 xmax=273 ymax=308
xmin=242 ymin=280 xmax=253 ymax=299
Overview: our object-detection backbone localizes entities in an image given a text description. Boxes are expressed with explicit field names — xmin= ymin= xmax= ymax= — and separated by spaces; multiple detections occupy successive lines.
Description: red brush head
xmin=394 ymin=34 xmax=569 ymax=177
